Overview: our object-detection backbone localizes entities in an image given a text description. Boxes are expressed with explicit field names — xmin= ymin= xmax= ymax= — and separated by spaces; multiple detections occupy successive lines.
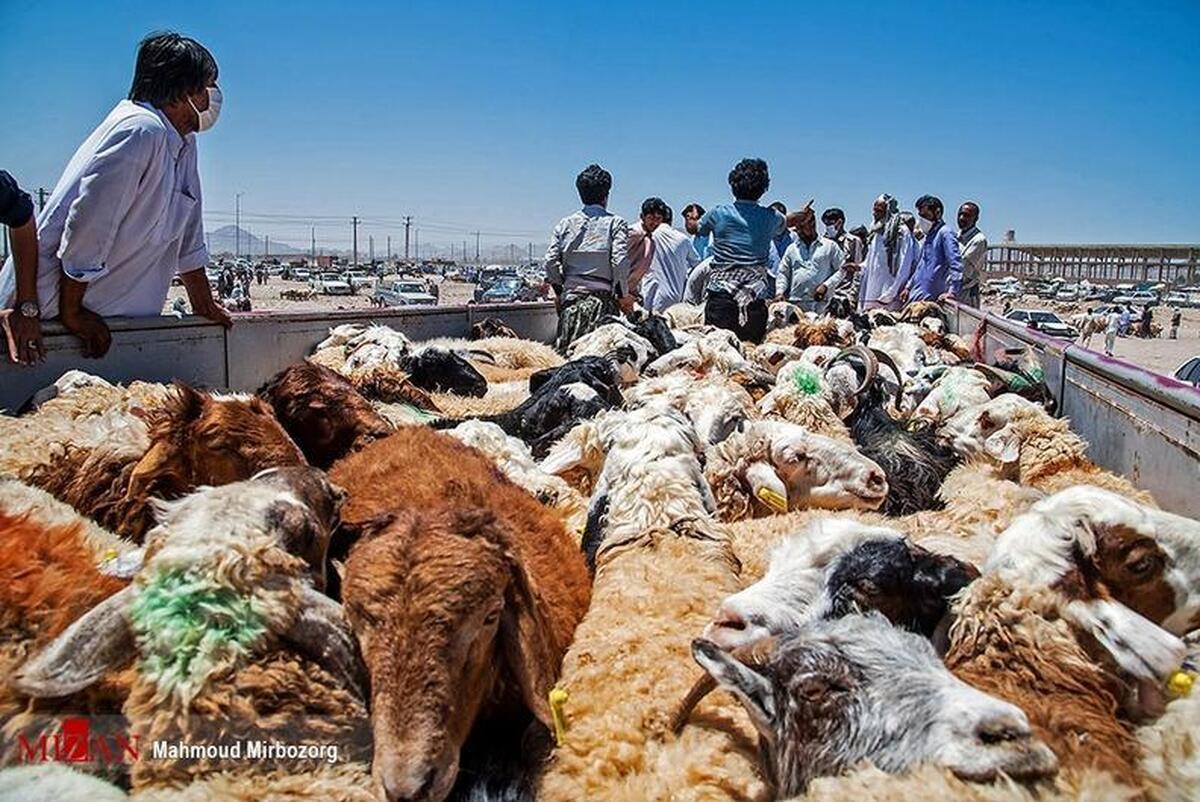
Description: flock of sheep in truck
xmin=0 ymin=297 xmax=1195 ymax=802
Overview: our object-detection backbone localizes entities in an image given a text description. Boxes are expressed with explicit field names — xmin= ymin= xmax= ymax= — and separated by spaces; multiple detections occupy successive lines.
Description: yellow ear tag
xmin=103 ymin=549 xmax=118 ymax=561
xmin=549 ymin=687 xmax=569 ymax=746
xmin=756 ymin=486 xmax=788 ymax=513
xmin=1167 ymin=670 xmax=1194 ymax=698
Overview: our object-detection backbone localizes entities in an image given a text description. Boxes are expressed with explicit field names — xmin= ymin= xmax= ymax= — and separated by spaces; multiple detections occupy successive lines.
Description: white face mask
xmin=189 ymin=86 xmax=222 ymax=132
xmin=823 ymin=223 xmax=840 ymax=238
xmin=916 ymin=215 xmax=935 ymax=234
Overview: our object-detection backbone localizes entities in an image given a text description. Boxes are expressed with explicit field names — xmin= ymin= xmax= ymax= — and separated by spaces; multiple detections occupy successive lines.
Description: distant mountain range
xmin=206 ymin=225 xmax=306 ymax=256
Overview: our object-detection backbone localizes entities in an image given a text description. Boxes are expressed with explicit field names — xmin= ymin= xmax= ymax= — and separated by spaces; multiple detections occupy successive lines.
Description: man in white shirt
xmin=640 ymin=205 xmax=700 ymax=312
xmin=859 ymin=194 xmax=916 ymax=310
xmin=956 ymin=201 xmax=988 ymax=308
xmin=0 ymin=32 xmax=230 ymax=358
xmin=774 ymin=207 xmax=846 ymax=314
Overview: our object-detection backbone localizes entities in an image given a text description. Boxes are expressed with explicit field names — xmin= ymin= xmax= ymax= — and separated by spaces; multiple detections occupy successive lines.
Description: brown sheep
xmin=330 ymin=427 xmax=591 ymax=802
xmin=470 ymin=317 xmax=519 ymax=340
xmin=259 ymin=362 xmax=395 ymax=469
xmin=25 ymin=382 xmax=306 ymax=542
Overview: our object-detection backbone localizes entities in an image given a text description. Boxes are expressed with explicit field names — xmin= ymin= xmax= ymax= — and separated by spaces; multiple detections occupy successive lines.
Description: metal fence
xmin=0 ymin=302 xmax=558 ymax=412
xmin=945 ymin=302 xmax=1200 ymax=517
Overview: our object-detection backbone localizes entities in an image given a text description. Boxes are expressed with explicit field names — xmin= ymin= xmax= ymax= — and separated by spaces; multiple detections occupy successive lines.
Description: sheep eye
xmin=1127 ymin=554 xmax=1161 ymax=576
xmin=483 ymin=610 xmax=501 ymax=626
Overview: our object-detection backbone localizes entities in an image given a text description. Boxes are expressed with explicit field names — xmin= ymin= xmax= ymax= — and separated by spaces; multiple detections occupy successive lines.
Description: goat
xmin=329 ymin=426 xmax=591 ymax=802
xmin=470 ymin=316 xmax=519 ymax=340
xmin=832 ymin=346 xmax=959 ymax=515
xmin=258 ymin=362 xmax=394 ymax=469
xmin=681 ymin=614 xmax=1058 ymax=797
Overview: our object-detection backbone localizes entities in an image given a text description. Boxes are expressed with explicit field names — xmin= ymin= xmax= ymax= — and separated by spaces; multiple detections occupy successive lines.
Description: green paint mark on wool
xmin=129 ymin=569 xmax=266 ymax=691
xmin=790 ymin=366 xmax=823 ymax=396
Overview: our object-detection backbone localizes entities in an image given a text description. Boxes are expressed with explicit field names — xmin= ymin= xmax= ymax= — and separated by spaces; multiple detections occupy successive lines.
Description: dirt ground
xmin=982 ymin=298 xmax=1199 ymax=377
xmin=166 ymin=276 xmax=479 ymax=315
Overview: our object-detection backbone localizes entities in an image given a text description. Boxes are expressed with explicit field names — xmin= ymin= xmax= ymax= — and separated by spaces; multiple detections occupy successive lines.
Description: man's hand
xmin=938 ymin=292 xmax=955 ymax=303
xmin=843 ymin=262 xmax=860 ymax=276
xmin=60 ymin=307 xmax=112 ymax=358
xmin=898 ymin=287 xmax=910 ymax=305
xmin=813 ymin=285 xmax=828 ymax=301
xmin=193 ymin=297 xmax=233 ymax=328
xmin=4 ymin=309 xmax=45 ymax=365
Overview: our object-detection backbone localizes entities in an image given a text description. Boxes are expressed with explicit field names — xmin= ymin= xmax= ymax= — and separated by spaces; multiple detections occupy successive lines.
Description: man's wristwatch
xmin=17 ymin=301 xmax=40 ymax=320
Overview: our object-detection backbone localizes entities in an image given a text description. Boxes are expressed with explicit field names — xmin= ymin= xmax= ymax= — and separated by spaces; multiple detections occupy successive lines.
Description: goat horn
xmin=671 ymin=672 xmax=718 ymax=733
xmin=282 ymin=587 xmax=369 ymax=701
xmin=466 ymin=349 xmax=498 ymax=365
xmin=971 ymin=363 xmax=1013 ymax=389
xmin=827 ymin=345 xmax=877 ymax=395
xmin=868 ymin=348 xmax=906 ymax=409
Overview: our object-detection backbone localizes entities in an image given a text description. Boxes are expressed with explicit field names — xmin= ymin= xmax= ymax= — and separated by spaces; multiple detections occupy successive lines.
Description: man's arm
xmin=543 ymin=220 xmax=565 ymax=288
xmin=180 ymin=268 xmax=231 ymax=327
xmin=696 ymin=209 xmax=715 ymax=238
xmin=816 ymin=245 xmax=849 ymax=298
xmin=1 ymin=171 xmax=43 ymax=364
xmin=775 ymin=249 xmax=792 ymax=299
xmin=943 ymin=229 xmax=964 ymax=297
xmin=58 ymin=274 xmax=112 ymax=357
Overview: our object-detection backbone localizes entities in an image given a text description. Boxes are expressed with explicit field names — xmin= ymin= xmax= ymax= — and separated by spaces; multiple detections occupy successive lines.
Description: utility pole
xmin=528 ymin=242 xmax=533 ymax=265
xmin=235 ymin=192 xmax=244 ymax=258
xmin=37 ymin=188 xmax=48 ymax=212
xmin=414 ymin=229 xmax=419 ymax=261
xmin=403 ymin=216 xmax=412 ymax=260
xmin=265 ymin=235 xmax=269 ymax=258
xmin=369 ymin=235 xmax=374 ymax=264
xmin=387 ymin=235 xmax=391 ymax=260
xmin=351 ymin=216 xmax=359 ymax=267
xmin=462 ymin=240 xmax=467 ymax=264
xmin=474 ymin=231 xmax=481 ymax=264
xmin=311 ymin=227 xmax=316 ymax=261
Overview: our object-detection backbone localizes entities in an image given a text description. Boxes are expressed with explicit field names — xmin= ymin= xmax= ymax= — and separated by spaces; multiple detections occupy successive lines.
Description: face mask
xmin=916 ymin=215 xmax=935 ymax=234
xmin=823 ymin=224 xmax=840 ymax=238
xmin=189 ymin=86 xmax=223 ymax=132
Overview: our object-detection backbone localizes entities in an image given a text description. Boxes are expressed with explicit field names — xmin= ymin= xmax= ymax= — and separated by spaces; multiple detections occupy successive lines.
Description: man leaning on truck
xmin=0 ymin=32 xmax=231 ymax=360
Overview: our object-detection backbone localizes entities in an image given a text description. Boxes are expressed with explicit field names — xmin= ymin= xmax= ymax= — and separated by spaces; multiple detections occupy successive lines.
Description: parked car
xmin=310 ymin=272 xmax=353 ymax=296
xmin=1113 ymin=290 xmax=1158 ymax=306
xmin=374 ymin=278 xmax=438 ymax=307
xmin=1054 ymin=286 xmax=1080 ymax=302
xmin=478 ymin=277 xmax=532 ymax=304
xmin=1004 ymin=309 xmax=1077 ymax=339
xmin=342 ymin=271 xmax=374 ymax=293
xmin=1173 ymin=356 xmax=1200 ymax=387
xmin=1163 ymin=292 xmax=1190 ymax=307
xmin=1092 ymin=303 xmax=1144 ymax=324
xmin=288 ymin=268 xmax=312 ymax=282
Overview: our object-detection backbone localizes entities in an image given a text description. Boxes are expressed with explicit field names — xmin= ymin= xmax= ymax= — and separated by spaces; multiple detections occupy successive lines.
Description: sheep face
xmin=404 ymin=349 xmax=488 ymax=397
xmin=706 ymin=520 xmax=977 ymax=650
xmin=692 ymin=615 xmax=1058 ymax=796
xmin=344 ymin=508 xmax=556 ymax=802
xmin=986 ymin=486 xmax=1197 ymax=677
xmin=128 ymin=384 xmax=306 ymax=503
xmin=939 ymin=394 xmax=1041 ymax=461
xmin=759 ymin=423 xmax=888 ymax=512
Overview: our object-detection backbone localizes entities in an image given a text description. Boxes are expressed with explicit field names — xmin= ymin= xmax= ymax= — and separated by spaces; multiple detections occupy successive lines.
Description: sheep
xmin=946 ymin=395 xmax=1155 ymax=503
xmin=21 ymin=370 xmax=172 ymax=419
xmin=767 ymin=300 xmax=803 ymax=332
xmin=0 ymin=477 xmax=136 ymax=562
xmin=446 ymin=420 xmax=588 ymax=535
xmin=327 ymin=425 xmax=591 ymax=801
xmin=0 ymin=402 xmax=150 ymax=479
xmin=597 ymin=309 xmax=680 ymax=358
xmin=644 ymin=336 xmax=776 ymax=395
xmin=258 ymin=362 xmax=395 ymax=469
xmin=867 ymin=323 xmax=931 ymax=377
xmin=470 ymin=316 xmax=519 ymax=340
xmin=701 ymin=518 xmax=978 ymax=651
xmin=535 ymin=510 xmax=767 ymax=802
xmin=755 ymin=359 xmax=855 ymax=439
xmin=23 ymin=383 xmax=306 ymax=543
xmin=312 ymin=323 xmax=489 ymax=397
xmin=704 ymin=419 xmax=889 ymax=523
xmin=662 ymin=302 xmax=705 ymax=328
xmin=566 ymin=322 xmax=655 ymax=377
xmin=909 ymin=367 xmax=995 ymax=430
xmin=831 ymin=346 xmax=960 ymax=515
xmin=750 ymin=343 xmax=805 ymax=375
xmin=12 ymin=468 xmax=368 ymax=792
xmin=0 ymin=765 xmax=128 ymax=801
xmin=774 ymin=316 xmax=855 ymax=349
xmin=623 ymin=372 xmax=761 ymax=446
xmin=682 ymin=614 xmax=1059 ymax=798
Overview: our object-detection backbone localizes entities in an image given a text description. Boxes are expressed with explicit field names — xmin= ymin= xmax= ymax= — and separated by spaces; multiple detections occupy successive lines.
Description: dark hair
xmin=768 ymin=201 xmax=787 ymax=215
xmin=576 ymin=164 xmax=612 ymax=206
xmin=960 ymin=200 xmax=981 ymax=218
xmin=914 ymin=195 xmax=944 ymax=215
xmin=683 ymin=202 xmax=706 ymax=218
xmin=728 ymin=158 xmax=770 ymax=201
xmin=663 ymin=204 xmax=674 ymax=225
xmin=822 ymin=207 xmax=845 ymax=223
xmin=128 ymin=31 xmax=218 ymax=108
xmin=640 ymin=197 xmax=670 ymax=220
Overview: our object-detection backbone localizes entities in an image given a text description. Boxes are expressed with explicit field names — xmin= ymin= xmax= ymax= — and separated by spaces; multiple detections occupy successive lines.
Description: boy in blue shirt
xmin=696 ymin=158 xmax=785 ymax=343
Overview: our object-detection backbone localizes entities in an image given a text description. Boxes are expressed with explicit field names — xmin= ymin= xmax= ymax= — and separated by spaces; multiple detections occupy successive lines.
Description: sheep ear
xmin=14 ymin=586 xmax=136 ymax=697
xmin=1064 ymin=598 xmax=1185 ymax=682
xmin=983 ymin=426 xmax=1021 ymax=463
xmin=500 ymin=553 xmax=559 ymax=728
xmin=691 ymin=639 xmax=777 ymax=731
xmin=267 ymin=500 xmax=330 ymax=591
xmin=282 ymin=586 xmax=368 ymax=700
xmin=125 ymin=440 xmax=181 ymax=502
xmin=745 ymin=461 xmax=789 ymax=513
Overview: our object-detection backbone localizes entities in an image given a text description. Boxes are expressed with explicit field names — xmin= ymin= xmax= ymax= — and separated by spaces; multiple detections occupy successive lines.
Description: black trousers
xmin=704 ymin=291 xmax=767 ymax=344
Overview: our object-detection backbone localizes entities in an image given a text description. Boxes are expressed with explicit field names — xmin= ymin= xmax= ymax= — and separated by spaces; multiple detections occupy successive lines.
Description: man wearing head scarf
xmin=858 ymin=194 xmax=916 ymax=310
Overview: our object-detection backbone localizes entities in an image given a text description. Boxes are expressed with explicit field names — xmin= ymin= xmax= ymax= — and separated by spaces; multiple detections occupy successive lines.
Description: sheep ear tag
xmin=746 ymin=462 xmax=788 ymax=513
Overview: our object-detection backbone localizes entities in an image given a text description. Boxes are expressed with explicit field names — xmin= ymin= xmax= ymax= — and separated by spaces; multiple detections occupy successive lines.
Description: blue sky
xmin=2 ymin=0 xmax=1197 ymax=255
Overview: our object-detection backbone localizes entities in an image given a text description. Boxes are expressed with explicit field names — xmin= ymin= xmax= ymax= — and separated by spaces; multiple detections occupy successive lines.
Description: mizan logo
xmin=17 ymin=718 xmax=140 ymax=764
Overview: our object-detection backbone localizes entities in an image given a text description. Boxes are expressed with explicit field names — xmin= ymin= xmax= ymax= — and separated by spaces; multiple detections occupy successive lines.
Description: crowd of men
xmin=544 ymin=160 xmax=988 ymax=349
